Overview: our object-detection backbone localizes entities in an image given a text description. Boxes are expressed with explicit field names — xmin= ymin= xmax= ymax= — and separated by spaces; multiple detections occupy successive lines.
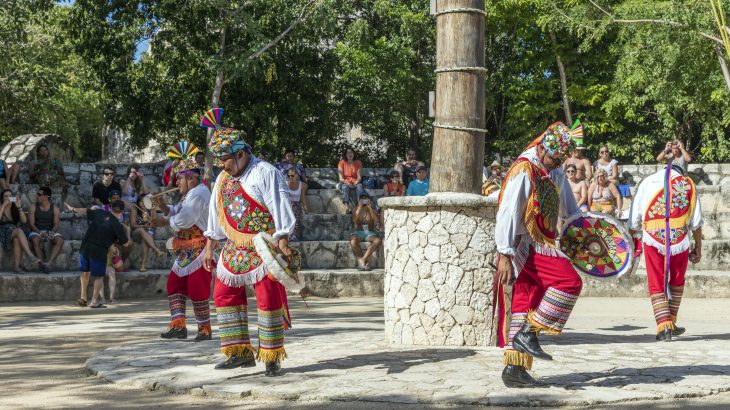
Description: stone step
xmin=304 ymin=188 xmax=383 ymax=214
xmin=305 ymin=168 xmax=392 ymax=189
xmin=2 ymin=266 xmax=729 ymax=303
xmin=0 ymin=268 xmax=384 ymax=302
xmin=0 ymin=239 xmax=384 ymax=273
xmin=300 ymin=214 xmax=359 ymax=241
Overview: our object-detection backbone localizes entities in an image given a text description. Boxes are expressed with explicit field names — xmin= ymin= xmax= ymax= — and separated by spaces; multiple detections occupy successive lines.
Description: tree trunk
xmin=205 ymin=22 xmax=226 ymax=187
xmin=549 ymin=31 xmax=573 ymax=125
xmin=431 ymin=0 xmax=485 ymax=194
xmin=715 ymin=43 xmax=730 ymax=93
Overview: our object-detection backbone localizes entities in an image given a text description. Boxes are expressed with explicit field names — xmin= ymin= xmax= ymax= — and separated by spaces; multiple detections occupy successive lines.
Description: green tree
xmin=0 ymin=1 xmax=105 ymax=160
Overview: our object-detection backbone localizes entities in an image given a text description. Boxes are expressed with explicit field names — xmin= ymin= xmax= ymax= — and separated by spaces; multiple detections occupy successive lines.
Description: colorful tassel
xmin=503 ymin=349 xmax=533 ymax=370
xmin=220 ymin=343 xmax=256 ymax=359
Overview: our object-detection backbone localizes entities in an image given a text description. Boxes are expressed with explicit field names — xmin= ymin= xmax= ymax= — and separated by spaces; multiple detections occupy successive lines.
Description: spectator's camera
xmin=8 ymin=196 xmax=16 ymax=202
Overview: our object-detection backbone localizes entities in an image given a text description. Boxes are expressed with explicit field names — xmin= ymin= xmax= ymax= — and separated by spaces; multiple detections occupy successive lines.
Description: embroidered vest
xmin=172 ymin=225 xmax=206 ymax=270
xmin=498 ymin=158 xmax=560 ymax=248
xmin=643 ymin=175 xmax=696 ymax=247
xmin=217 ymin=171 xmax=276 ymax=277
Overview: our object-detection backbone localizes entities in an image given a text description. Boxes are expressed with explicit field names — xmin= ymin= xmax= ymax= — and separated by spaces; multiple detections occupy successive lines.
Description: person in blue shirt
xmin=406 ymin=165 xmax=429 ymax=196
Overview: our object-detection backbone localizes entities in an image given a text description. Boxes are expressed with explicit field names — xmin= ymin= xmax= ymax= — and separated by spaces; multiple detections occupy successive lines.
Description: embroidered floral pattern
xmin=222 ymin=240 xmax=262 ymax=274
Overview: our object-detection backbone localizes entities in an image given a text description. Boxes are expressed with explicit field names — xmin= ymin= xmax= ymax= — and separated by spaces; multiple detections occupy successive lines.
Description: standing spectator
xmin=656 ymin=139 xmax=692 ymax=169
xmin=563 ymin=147 xmax=593 ymax=182
xmin=120 ymin=164 xmax=149 ymax=205
xmin=285 ymin=168 xmax=307 ymax=241
xmin=565 ymin=164 xmax=588 ymax=211
xmin=28 ymin=187 xmax=64 ymax=273
xmin=383 ymin=170 xmax=405 ymax=197
xmin=593 ymin=145 xmax=619 ymax=184
xmin=67 ymin=200 xmax=130 ymax=308
xmin=1 ymin=189 xmax=41 ymax=272
xmin=337 ymin=147 xmax=365 ymax=213
xmin=406 ymin=165 xmax=430 ymax=196
xmin=195 ymin=151 xmax=206 ymax=168
xmin=588 ymin=169 xmax=622 ymax=217
xmin=393 ymin=147 xmax=425 ymax=185
xmin=130 ymin=194 xmax=164 ymax=272
xmin=162 ymin=159 xmax=181 ymax=189
xmin=92 ymin=167 xmax=122 ymax=206
xmin=0 ymin=157 xmax=20 ymax=189
xmin=28 ymin=144 xmax=66 ymax=188
xmin=350 ymin=192 xmax=382 ymax=270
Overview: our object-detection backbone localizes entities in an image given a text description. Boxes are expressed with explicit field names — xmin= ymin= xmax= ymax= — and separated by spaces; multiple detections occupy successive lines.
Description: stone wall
xmin=380 ymin=194 xmax=497 ymax=347
xmin=100 ymin=126 xmax=165 ymax=164
xmin=0 ymin=134 xmax=78 ymax=167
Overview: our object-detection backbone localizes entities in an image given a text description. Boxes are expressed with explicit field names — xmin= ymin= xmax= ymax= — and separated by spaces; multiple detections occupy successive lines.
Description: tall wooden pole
xmin=430 ymin=0 xmax=486 ymax=194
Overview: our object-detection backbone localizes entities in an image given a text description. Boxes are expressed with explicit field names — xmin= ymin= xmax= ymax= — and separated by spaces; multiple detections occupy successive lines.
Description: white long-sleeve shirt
xmin=166 ymin=183 xmax=211 ymax=233
xmin=495 ymin=147 xmax=579 ymax=273
xmin=628 ymin=168 xmax=703 ymax=255
xmin=205 ymin=157 xmax=296 ymax=242
xmin=164 ymin=183 xmax=211 ymax=275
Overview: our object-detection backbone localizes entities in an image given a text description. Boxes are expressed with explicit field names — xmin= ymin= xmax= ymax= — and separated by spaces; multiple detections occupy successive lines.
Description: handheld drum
xmin=254 ymin=232 xmax=305 ymax=292
xmin=559 ymin=212 xmax=636 ymax=279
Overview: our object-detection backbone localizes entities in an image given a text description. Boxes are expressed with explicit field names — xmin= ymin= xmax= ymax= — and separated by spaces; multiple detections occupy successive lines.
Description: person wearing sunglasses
xmin=284 ymin=170 xmax=307 ymax=241
xmin=28 ymin=186 xmax=64 ymax=273
xmin=565 ymin=164 xmax=588 ymax=212
xmin=384 ymin=171 xmax=405 ymax=197
xmin=592 ymin=145 xmax=618 ymax=184
xmin=92 ymin=167 xmax=122 ymax=207
xmin=495 ymin=122 xmax=582 ymax=388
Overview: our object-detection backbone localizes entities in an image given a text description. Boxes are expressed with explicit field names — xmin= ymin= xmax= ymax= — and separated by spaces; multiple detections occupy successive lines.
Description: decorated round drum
xmin=559 ymin=212 xmax=636 ymax=279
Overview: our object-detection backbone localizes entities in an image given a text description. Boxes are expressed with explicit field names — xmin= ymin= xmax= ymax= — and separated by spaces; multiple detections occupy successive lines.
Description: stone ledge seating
xmin=1 ymin=162 xmax=729 ymax=292
xmin=0 ymin=164 xmax=392 ymax=275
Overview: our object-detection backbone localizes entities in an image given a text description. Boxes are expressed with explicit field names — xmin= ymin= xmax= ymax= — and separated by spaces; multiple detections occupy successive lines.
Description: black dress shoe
xmin=194 ymin=332 xmax=212 ymax=342
xmin=214 ymin=354 xmax=256 ymax=370
xmin=673 ymin=326 xmax=686 ymax=336
xmin=160 ymin=327 xmax=187 ymax=339
xmin=501 ymin=365 xmax=546 ymax=388
xmin=656 ymin=328 xmax=672 ymax=342
xmin=512 ymin=322 xmax=553 ymax=360
xmin=265 ymin=361 xmax=282 ymax=377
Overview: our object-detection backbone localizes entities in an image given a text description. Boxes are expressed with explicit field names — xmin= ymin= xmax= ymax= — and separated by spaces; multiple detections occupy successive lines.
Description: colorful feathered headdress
xmin=200 ymin=107 xmax=252 ymax=157
xmin=526 ymin=121 xmax=576 ymax=160
xmin=569 ymin=120 xmax=584 ymax=148
xmin=167 ymin=141 xmax=199 ymax=159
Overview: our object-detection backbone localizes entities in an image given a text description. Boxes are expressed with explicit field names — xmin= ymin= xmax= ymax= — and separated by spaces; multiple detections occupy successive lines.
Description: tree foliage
xmin=0 ymin=1 xmax=105 ymax=160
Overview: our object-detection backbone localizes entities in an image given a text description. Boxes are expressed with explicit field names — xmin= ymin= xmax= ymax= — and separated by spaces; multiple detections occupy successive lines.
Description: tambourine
xmin=559 ymin=212 xmax=636 ymax=279
xmin=253 ymin=232 xmax=305 ymax=291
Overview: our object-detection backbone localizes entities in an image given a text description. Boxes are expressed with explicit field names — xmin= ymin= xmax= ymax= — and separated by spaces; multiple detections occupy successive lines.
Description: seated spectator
xmin=285 ymin=169 xmax=307 ymax=241
xmin=130 ymin=194 xmax=164 ymax=272
xmin=67 ymin=200 xmax=130 ymax=308
xmin=28 ymin=144 xmax=66 ymax=188
xmin=593 ymin=145 xmax=619 ymax=184
xmin=656 ymin=139 xmax=692 ymax=169
xmin=28 ymin=187 xmax=64 ymax=273
xmin=1 ymin=189 xmax=41 ymax=272
xmin=337 ymin=147 xmax=365 ymax=213
xmin=482 ymin=160 xmax=503 ymax=196
xmin=121 ymin=164 xmax=149 ymax=205
xmin=384 ymin=170 xmax=405 ymax=197
xmin=0 ymin=158 xmax=20 ymax=189
xmin=162 ymin=159 xmax=181 ymax=189
xmin=565 ymin=164 xmax=588 ymax=212
xmin=277 ymin=148 xmax=308 ymax=198
xmin=350 ymin=192 xmax=381 ymax=270
xmin=588 ymin=169 xmax=622 ymax=218
xmin=92 ymin=167 xmax=123 ymax=207
xmin=394 ymin=147 xmax=425 ymax=185
xmin=406 ymin=165 xmax=430 ymax=196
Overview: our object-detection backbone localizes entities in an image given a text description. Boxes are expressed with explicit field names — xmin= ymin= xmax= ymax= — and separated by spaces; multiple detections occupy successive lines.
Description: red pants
xmin=214 ymin=275 xmax=287 ymax=311
xmin=167 ymin=266 xmax=212 ymax=302
xmin=645 ymin=245 xmax=688 ymax=331
xmin=645 ymin=245 xmax=688 ymax=294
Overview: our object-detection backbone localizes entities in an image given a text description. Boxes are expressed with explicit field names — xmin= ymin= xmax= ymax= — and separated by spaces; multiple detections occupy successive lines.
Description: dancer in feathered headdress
xmin=198 ymin=107 xmax=296 ymax=376
xmin=148 ymin=140 xmax=215 ymax=342
xmin=494 ymin=122 xmax=583 ymax=388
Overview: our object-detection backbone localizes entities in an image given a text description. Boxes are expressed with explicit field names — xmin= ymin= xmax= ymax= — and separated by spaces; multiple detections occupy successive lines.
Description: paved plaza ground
xmin=2 ymin=296 xmax=730 ymax=408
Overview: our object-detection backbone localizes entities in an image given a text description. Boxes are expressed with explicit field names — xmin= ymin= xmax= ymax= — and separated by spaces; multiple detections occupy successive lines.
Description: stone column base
xmin=379 ymin=193 xmax=498 ymax=346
